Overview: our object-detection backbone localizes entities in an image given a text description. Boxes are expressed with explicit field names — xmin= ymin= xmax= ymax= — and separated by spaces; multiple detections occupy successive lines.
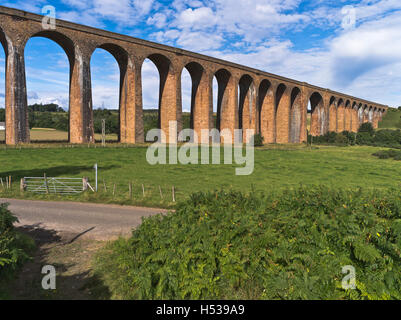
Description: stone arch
xmin=275 ymin=83 xmax=290 ymax=143
xmin=142 ymin=53 xmax=180 ymax=143
xmin=337 ymin=98 xmax=345 ymax=132
xmin=290 ymin=87 xmax=302 ymax=143
xmin=239 ymin=74 xmax=256 ymax=142
xmin=27 ymin=30 xmax=99 ymax=143
xmin=351 ymin=102 xmax=359 ymax=132
xmin=181 ymin=61 xmax=211 ymax=143
xmin=368 ymin=106 xmax=374 ymax=123
xmin=0 ymin=26 xmax=8 ymax=54
xmin=328 ymin=96 xmax=337 ymax=132
xmin=214 ymin=68 xmax=237 ymax=142
xmin=344 ymin=100 xmax=352 ymax=131
xmin=90 ymin=43 xmax=133 ymax=143
xmin=357 ymin=103 xmax=363 ymax=127
xmin=29 ymin=30 xmax=75 ymax=69
xmin=25 ymin=31 xmax=76 ymax=142
xmin=309 ymin=92 xmax=324 ymax=136
xmin=363 ymin=104 xmax=369 ymax=123
xmin=258 ymin=79 xmax=274 ymax=143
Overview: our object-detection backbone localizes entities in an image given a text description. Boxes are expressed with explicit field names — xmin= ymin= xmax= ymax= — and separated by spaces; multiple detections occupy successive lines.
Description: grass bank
xmin=0 ymin=145 xmax=400 ymax=208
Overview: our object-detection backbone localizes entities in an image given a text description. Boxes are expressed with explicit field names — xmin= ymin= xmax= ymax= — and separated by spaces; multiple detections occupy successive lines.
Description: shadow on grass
xmin=6 ymin=224 xmax=111 ymax=300
xmin=0 ymin=165 xmax=120 ymax=181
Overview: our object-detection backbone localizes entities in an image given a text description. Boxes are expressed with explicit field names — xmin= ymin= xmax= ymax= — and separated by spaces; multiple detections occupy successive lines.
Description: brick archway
xmin=309 ymin=92 xmax=324 ymax=136
xmin=290 ymin=87 xmax=302 ymax=143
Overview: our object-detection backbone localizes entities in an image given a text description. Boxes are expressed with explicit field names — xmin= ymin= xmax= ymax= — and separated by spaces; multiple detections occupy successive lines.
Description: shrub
xmin=373 ymin=149 xmax=401 ymax=160
xmin=0 ymin=204 xmax=34 ymax=275
xmin=356 ymin=132 xmax=374 ymax=145
xmin=358 ymin=122 xmax=375 ymax=136
xmin=334 ymin=133 xmax=348 ymax=145
xmin=252 ymin=134 xmax=264 ymax=147
xmin=95 ymin=187 xmax=401 ymax=300
xmin=374 ymin=129 xmax=401 ymax=146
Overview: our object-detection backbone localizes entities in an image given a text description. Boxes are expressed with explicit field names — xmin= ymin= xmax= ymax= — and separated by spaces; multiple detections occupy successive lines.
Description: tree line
xmin=0 ymin=104 xmax=119 ymax=134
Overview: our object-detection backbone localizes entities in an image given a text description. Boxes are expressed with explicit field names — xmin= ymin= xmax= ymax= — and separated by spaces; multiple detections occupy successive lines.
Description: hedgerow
xmin=310 ymin=123 xmax=401 ymax=148
xmin=95 ymin=187 xmax=401 ymax=300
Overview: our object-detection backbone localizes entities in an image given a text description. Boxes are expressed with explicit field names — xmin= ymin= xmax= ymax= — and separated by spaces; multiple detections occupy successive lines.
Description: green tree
xmin=358 ymin=122 xmax=375 ymax=136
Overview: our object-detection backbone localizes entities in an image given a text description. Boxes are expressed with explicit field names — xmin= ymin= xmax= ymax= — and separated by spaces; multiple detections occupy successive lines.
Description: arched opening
xmin=25 ymin=32 xmax=74 ymax=142
xmin=344 ymin=100 xmax=351 ymax=132
xmin=181 ymin=62 xmax=207 ymax=142
xmin=373 ymin=107 xmax=379 ymax=128
xmin=258 ymin=79 xmax=274 ymax=143
xmin=337 ymin=99 xmax=345 ymax=132
xmin=351 ymin=102 xmax=359 ymax=132
xmin=212 ymin=76 xmax=218 ymax=130
xmin=309 ymin=92 xmax=325 ymax=136
xmin=358 ymin=103 xmax=364 ymax=127
xmin=275 ymin=83 xmax=290 ymax=143
xmin=142 ymin=54 xmax=180 ymax=143
xmin=214 ymin=69 xmax=233 ymax=141
xmin=181 ymin=66 xmax=192 ymax=132
xmin=363 ymin=104 xmax=369 ymax=123
xmin=142 ymin=57 xmax=160 ymax=140
xmin=368 ymin=106 xmax=374 ymax=123
xmin=290 ymin=87 xmax=302 ymax=143
xmin=0 ymin=29 xmax=6 ymax=143
xmin=328 ymin=96 xmax=337 ymax=132
xmin=238 ymin=74 xmax=256 ymax=143
xmin=90 ymin=45 xmax=125 ymax=143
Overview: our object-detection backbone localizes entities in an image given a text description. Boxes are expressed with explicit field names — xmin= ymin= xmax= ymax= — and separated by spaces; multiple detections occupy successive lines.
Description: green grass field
xmin=379 ymin=107 xmax=401 ymax=129
xmin=0 ymin=128 xmax=118 ymax=142
xmin=0 ymin=144 xmax=399 ymax=208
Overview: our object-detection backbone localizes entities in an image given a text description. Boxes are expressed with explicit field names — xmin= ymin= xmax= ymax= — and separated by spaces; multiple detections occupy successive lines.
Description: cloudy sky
xmin=0 ymin=0 xmax=400 ymax=111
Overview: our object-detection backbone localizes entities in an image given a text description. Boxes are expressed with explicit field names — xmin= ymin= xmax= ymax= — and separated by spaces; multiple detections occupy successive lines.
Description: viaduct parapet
xmin=0 ymin=6 xmax=388 ymax=145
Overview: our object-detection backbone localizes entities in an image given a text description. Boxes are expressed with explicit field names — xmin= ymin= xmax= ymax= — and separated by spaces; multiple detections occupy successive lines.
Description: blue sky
xmin=0 ymin=0 xmax=400 ymax=111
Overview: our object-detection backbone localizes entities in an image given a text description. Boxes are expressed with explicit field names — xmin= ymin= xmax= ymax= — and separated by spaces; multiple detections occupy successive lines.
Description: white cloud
xmin=5 ymin=0 xmax=401 ymax=111
xmin=176 ymin=7 xmax=217 ymax=30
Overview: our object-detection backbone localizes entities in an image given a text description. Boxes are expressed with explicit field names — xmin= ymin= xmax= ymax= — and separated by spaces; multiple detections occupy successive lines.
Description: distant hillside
xmin=378 ymin=107 xmax=401 ymax=129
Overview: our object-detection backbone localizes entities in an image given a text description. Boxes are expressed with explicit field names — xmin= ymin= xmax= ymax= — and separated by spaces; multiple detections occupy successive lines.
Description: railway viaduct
xmin=0 ymin=6 xmax=388 ymax=145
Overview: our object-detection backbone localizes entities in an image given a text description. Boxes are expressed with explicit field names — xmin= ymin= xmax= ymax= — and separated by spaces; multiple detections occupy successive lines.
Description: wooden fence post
xmin=20 ymin=178 xmax=26 ymax=192
xmin=83 ymin=177 xmax=89 ymax=191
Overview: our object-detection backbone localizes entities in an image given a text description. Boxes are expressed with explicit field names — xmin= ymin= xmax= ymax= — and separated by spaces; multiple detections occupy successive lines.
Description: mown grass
xmin=0 ymin=144 xmax=400 ymax=208
xmin=0 ymin=128 xmax=118 ymax=143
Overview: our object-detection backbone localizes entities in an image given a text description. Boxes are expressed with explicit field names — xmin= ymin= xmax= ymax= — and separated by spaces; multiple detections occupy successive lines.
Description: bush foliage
xmin=310 ymin=123 xmax=401 ymax=149
xmin=95 ymin=187 xmax=401 ymax=300
xmin=0 ymin=203 xmax=34 ymax=276
xmin=253 ymin=134 xmax=264 ymax=147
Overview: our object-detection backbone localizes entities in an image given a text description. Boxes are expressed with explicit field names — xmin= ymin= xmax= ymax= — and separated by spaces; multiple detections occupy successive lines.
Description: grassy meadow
xmin=0 ymin=144 xmax=400 ymax=208
xmin=378 ymin=107 xmax=401 ymax=129
xmin=0 ymin=128 xmax=118 ymax=143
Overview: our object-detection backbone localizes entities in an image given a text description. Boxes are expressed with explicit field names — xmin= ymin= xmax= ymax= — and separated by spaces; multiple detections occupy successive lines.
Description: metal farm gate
xmin=22 ymin=177 xmax=87 ymax=195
